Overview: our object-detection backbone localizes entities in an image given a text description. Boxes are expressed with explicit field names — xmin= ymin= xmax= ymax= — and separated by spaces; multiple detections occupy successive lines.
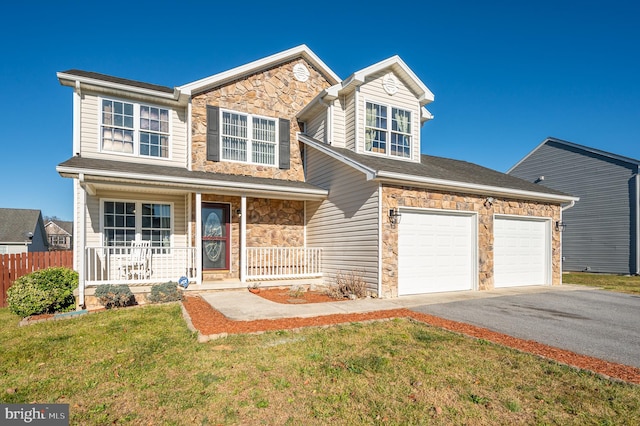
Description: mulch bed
xmin=182 ymin=295 xmax=640 ymax=385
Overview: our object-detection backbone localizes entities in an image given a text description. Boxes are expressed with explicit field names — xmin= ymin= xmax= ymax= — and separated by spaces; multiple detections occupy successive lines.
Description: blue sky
xmin=1 ymin=1 xmax=638 ymax=221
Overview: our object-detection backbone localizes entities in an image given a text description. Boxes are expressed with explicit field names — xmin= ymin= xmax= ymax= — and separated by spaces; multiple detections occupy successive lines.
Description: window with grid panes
xmin=101 ymin=99 xmax=170 ymax=158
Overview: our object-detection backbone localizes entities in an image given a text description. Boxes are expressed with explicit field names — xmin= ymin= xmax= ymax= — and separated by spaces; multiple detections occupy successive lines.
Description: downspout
xmin=560 ymin=200 xmax=576 ymax=283
xmin=377 ymin=182 xmax=383 ymax=297
xmin=187 ymin=99 xmax=192 ymax=170
xmin=73 ymin=81 xmax=81 ymax=156
xmin=326 ymin=101 xmax=332 ymax=144
xmin=636 ymin=172 xmax=639 ymax=274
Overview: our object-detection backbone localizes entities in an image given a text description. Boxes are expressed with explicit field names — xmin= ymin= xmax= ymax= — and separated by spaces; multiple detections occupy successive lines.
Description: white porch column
xmin=240 ymin=195 xmax=247 ymax=283
xmin=196 ymin=192 xmax=202 ymax=286
xmin=76 ymin=179 xmax=86 ymax=308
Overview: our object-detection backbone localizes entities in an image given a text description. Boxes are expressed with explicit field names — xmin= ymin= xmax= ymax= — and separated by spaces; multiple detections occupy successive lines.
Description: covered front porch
xmin=59 ymin=157 xmax=329 ymax=308
xmin=83 ymin=245 xmax=323 ymax=287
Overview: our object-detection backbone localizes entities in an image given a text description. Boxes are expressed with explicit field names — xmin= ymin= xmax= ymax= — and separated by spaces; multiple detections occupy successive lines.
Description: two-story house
xmin=45 ymin=220 xmax=73 ymax=251
xmin=57 ymin=45 xmax=577 ymax=309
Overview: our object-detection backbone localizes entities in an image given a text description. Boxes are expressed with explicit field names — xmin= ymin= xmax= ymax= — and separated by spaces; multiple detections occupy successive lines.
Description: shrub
xmin=7 ymin=267 xmax=78 ymax=317
xmin=94 ymin=284 xmax=135 ymax=309
xmin=147 ymin=282 xmax=182 ymax=304
xmin=325 ymin=270 xmax=368 ymax=300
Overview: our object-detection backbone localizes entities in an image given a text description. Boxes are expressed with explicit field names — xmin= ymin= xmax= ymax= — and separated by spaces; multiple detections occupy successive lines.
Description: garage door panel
xmin=399 ymin=211 xmax=475 ymax=295
xmin=494 ymin=217 xmax=549 ymax=287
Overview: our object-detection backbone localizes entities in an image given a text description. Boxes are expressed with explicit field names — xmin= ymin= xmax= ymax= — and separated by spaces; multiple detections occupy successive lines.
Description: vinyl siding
xmin=357 ymin=70 xmax=421 ymax=161
xmin=344 ymin=92 xmax=356 ymax=151
xmin=305 ymin=147 xmax=380 ymax=294
xmin=331 ymin=98 xmax=346 ymax=148
xmin=79 ymin=92 xmax=187 ymax=167
xmin=509 ymin=142 xmax=638 ymax=274
xmin=305 ymin=110 xmax=326 ymax=143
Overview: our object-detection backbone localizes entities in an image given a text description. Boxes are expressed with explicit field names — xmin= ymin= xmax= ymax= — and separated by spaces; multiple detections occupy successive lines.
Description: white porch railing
xmin=246 ymin=247 xmax=322 ymax=280
xmin=85 ymin=246 xmax=197 ymax=286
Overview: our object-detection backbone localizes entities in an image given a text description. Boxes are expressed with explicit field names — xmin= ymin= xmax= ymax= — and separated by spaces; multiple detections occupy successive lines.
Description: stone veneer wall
xmin=193 ymin=195 xmax=305 ymax=281
xmin=381 ymin=186 xmax=561 ymax=298
xmin=190 ymin=58 xmax=332 ymax=181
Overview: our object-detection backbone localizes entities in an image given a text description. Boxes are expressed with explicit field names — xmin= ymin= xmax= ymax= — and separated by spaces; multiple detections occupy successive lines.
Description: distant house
xmin=508 ymin=137 xmax=639 ymax=275
xmin=45 ymin=220 xmax=73 ymax=251
xmin=0 ymin=208 xmax=49 ymax=254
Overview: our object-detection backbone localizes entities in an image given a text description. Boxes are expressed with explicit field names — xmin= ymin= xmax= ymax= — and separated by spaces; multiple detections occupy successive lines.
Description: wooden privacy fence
xmin=1 ymin=251 xmax=74 ymax=307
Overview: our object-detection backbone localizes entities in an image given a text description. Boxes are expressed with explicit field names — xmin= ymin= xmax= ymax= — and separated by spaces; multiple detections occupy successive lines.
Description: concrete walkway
xmin=198 ymin=284 xmax=588 ymax=321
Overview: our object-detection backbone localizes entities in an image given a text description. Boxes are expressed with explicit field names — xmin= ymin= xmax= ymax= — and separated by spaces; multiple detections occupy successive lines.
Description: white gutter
xmin=56 ymin=165 xmax=328 ymax=199
xmin=57 ymin=72 xmax=180 ymax=101
xmin=376 ymin=171 xmax=580 ymax=203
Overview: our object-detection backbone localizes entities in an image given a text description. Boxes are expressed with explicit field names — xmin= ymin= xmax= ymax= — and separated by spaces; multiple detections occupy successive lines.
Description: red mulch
xmin=181 ymin=295 xmax=640 ymax=385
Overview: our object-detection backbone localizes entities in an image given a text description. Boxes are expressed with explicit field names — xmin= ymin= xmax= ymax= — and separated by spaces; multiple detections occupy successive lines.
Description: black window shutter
xmin=206 ymin=105 xmax=220 ymax=162
xmin=279 ymin=118 xmax=290 ymax=169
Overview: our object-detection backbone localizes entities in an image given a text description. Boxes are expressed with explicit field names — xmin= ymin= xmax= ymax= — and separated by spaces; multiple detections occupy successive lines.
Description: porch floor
xmin=184 ymin=277 xmax=324 ymax=292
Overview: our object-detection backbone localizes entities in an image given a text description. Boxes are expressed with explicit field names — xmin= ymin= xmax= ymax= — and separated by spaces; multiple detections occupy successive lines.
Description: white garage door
xmin=494 ymin=217 xmax=549 ymax=287
xmin=398 ymin=210 xmax=476 ymax=295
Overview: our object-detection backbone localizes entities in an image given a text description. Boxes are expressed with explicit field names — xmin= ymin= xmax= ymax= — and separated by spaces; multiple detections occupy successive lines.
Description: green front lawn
xmin=564 ymin=272 xmax=640 ymax=295
xmin=0 ymin=305 xmax=638 ymax=425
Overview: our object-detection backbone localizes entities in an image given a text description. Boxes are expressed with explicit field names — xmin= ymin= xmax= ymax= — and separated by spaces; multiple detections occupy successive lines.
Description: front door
xmin=201 ymin=203 xmax=230 ymax=270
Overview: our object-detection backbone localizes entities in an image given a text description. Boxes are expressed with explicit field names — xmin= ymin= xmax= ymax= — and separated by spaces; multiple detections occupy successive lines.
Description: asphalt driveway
xmin=409 ymin=288 xmax=640 ymax=368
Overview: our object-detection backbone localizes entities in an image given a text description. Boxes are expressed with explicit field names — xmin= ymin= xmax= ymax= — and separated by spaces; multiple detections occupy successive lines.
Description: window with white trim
xmin=101 ymin=99 xmax=170 ymax=158
xmin=103 ymin=201 xmax=172 ymax=247
xmin=365 ymin=101 xmax=412 ymax=158
xmin=221 ymin=110 xmax=277 ymax=165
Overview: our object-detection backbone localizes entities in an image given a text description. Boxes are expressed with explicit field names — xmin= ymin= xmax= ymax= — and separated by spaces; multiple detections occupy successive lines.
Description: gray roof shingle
xmin=0 ymin=208 xmax=42 ymax=243
xmin=59 ymin=69 xmax=174 ymax=94
xmin=309 ymin=142 xmax=573 ymax=198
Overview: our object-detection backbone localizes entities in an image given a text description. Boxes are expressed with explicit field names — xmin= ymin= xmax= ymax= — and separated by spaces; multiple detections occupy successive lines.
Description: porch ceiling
xmin=57 ymin=156 xmax=328 ymax=201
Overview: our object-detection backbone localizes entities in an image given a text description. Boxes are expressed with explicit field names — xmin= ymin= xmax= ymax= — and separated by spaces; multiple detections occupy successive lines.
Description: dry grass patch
xmin=0 ymin=307 xmax=638 ymax=425
xmin=564 ymin=272 xmax=640 ymax=295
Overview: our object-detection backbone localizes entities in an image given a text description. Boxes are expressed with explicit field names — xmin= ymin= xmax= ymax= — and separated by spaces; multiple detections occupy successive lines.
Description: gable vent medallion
xmin=293 ymin=63 xmax=310 ymax=82
xmin=383 ymin=73 xmax=398 ymax=95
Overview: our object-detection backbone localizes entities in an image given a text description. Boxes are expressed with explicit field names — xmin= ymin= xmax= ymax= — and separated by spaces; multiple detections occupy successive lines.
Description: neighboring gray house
xmin=508 ymin=137 xmax=639 ymax=275
xmin=0 ymin=208 xmax=50 ymax=254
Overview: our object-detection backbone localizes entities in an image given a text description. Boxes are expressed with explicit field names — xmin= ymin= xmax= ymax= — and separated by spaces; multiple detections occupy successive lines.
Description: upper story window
xmin=221 ymin=110 xmax=277 ymax=166
xmin=101 ymin=99 xmax=170 ymax=158
xmin=365 ymin=101 xmax=412 ymax=159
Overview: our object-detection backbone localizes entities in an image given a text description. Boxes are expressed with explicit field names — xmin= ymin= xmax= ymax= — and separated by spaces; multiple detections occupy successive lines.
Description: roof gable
xmin=299 ymin=55 xmax=435 ymax=123
xmin=178 ymin=45 xmax=341 ymax=95
xmin=509 ymin=137 xmax=640 ymax=173
xmin=342 ymin=56 xmax=434 ymax=106
xmin=45 ymin=220 xmax=73 ymax=236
